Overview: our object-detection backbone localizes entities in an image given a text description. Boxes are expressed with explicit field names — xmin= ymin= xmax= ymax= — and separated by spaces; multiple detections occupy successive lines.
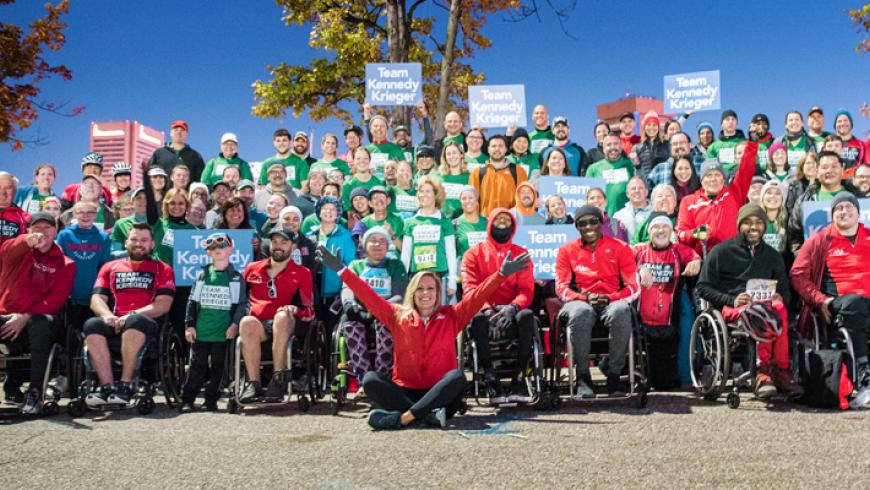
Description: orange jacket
xmin=470 ymin=161 xmax=528 ymax=217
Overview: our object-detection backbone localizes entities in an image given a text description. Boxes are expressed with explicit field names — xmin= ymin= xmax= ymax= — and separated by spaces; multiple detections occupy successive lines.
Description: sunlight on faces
xmin=445 ymin=145 xmax=463 ymax=167
xmin=626 ymin=178 xmax=647 ymax=205
xmin=666 ymin=122 xmax=681 ymax=139
xmin=586 ymin=189 xmax=606 ymax=211
xmin=619 ymin=117 xmax=635 ymax=136
xmin=532 ymin=105 xmax=548 ymax=127
xmin=274 ymin=135 xmax=291 ymax=154
xmin=702 ymin=171 xmax=725 ymax=196
xmin=594 ymin=123 xmax=609 ymax=143
xmin=853 ymin=166 xmax=870 ymax=194
xmin=748 ymin=182 xmax=763 ymax=204
xmin=323 ymin=184 xmax=340 ymax=199
xmin=269 ymin=235 xmax=293 ymax=262
xmin=29 ymin=221 xmax=57 ymax=247
xmin=673 ymin=158 xmax=693 ymax=183
xmin=643 ymin=121 xmax=659 ymax=139
xmin=307 ymin=171 xmax=326 ymax=195
xmin=328 ymin=169 xmax=344 ymax=186
xmin=80 ymin=178 xmax=102 ymax=201
xmin=772 ymin=149 xmax=788 ymax=172
xmin=384 ymin=160 xmax=398 ymax=180
xmin=512 ymin=137 xmax=529 ymax=155
xmin=319 ymin=202 xmax=338 ymax=224
xmin=416 ymin=182 xmax=435 ymax=209
xmin=824 ymin=140 xmax=843 ymax=154
xmin=444 ymin=111 xmax=462 ymax=135
xmin=466 ymin=130 xmax=484 ymax=151
xmin=460 ymin=189 xmax=479 ymax=215
xmin=352 ymin=195 xmax=369 ymax=214
xmin=370 ymin=192 xmax=389 ymax=213
xmin=73 ymin=202 xmax=98 ymax=227
xmin=370 ymin=118 xmax=388 ymax=141
xmin=345 ymin=131 xmax=361 ymax=151
xmin=721 ymin=116 xmax=737 ymax=134
xmin=652 ymin=188 xmax=676 ymax=214
xmin=413 ymin=274 xmax=439 ymax=312
xmin=699 ymin=128 xmax=714 ymax=147
xmin=82 ymin=164 xmax=102 ymax=177
xmin=126 ymin=228 xmax=154 ymax=260
xmin=36 ymin=167 xmax=55 ymax=189
xmin=0 ymin=174 xmax=15 ymax=206
xmin=397 ymin=161 xmax=413 ymax=187
xmin=545 ymin=151 xmax=566 ymax=175
xmin=166 ymin=193 xmax=188 ymax=218
xmin=170 ymin=126 xmax=188 ymax=145
xmin=547 ymin=196 xmax=566 ymax=219
xmin=817 ymin=155 xmax=843 ymax=187
xmin=187 ymin=201 xmax=206 ymax=226
xmin=785 ymin=112 xmax=803 ymax=133
xmin=365 ymin=234 xmax=388 ymax=262
xmin=133 ymin=192 xmax=147 ymax=215
xmin=321 ymin=135 xmax=337 ymax=156
xmin=354 ymin=149 xmax=372 ymax=174
xmin=649 ymin=222 xmax=672 ymax=247
xmin=221 ymin=140 xmax=238 ymax=157
xmin=225 ymin=203 xmax=245 ymax=228
xmin=266 ymin=194 xmax=287 ymax=219
xmin=518 ymin=186 xmax=535 ymax=207
xmin=603 ymin=135 xmax=622 ymax=161
xmin=762 ymin=187 xmax=783 ymax=210
xmin=42 ymin=200 xmax=62 ymax=218
xmin=115 ymin=174 xmax=131 ymax=190
xmin=670 ymin=134 xmax=690 ymax=158
xmin=835 ymin=115 xmax=852 ymax=136
xmin=171 ymin=167 xmax=189 ymax=189
xmin=268 ymin=166 xmax=287 ymax=187
xmin=487 ymin=138 xmax=507 ymax=161
xmin=294 ymin=135 xmax=309 ymax=155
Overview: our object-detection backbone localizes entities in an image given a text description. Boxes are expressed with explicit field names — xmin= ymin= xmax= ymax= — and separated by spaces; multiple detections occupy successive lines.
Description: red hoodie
xmin=0 ymin=205 xmax=29 ymax=244
xmin=555 ymin=233 xmax=638 ymax=303
xmin=461 ymin=207 xmax=534 ymax=310
xmin=0 ymin=234 xmax=76 ymax=315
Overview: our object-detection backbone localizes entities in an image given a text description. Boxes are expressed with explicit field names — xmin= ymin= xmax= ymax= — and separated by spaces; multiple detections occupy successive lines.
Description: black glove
xmin=499 ymin=251 xmax=531 ymax=277
xmin=489 ymin=304 xmax=518 ymax=340
xmin=316 ymin=245 xmax=344 ymax=271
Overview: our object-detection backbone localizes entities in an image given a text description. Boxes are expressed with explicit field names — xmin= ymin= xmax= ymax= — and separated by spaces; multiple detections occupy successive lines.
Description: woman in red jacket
xmin=318 ymin=245 xmax=530 ymax=430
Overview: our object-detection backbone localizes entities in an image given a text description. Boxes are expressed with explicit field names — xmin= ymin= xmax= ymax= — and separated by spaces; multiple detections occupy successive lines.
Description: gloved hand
xmin=316 ymin=245 xmax=344 ymax=271
xmin=692 ymin=224 xmax=709 ymax=241
xmin=489 ymin=304 xmax=518 ymax=340
xmin=499 ymin=251 xmax=531 ymax=277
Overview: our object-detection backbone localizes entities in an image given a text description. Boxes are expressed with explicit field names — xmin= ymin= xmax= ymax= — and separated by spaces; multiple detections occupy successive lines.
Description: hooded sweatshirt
xmin=56 ymin=223 xmax=112 ymax=304
xmin=511 ymin=181 xmax=546 ymax=225
xmin=461 ymin=208 xmax=535 ymax=310
xmin=0 ymin=234 xmax=75 ymax=315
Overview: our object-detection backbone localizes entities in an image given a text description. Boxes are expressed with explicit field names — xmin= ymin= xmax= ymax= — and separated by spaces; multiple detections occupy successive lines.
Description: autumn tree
xmin=0 ymin=0 xmax=82 ymax=150
xmin=849 ymin=3 xmax=869 ymax=53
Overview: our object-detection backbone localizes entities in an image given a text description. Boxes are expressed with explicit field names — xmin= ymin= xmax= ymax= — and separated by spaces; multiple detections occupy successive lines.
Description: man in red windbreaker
xmin=676 ymin=137 xmax=759 ymax=254
xmin=556 ymin=205 xmax=639 ymax=398
xmin=791 ymin=192 xmax=870 ymax=409
xmin=0 ymin=171 xmax=29 ymax=244
xmin=0 ymin=212 xmax=75 ymax=415
xmin=462 ymin=208 xmax=536 ymax=404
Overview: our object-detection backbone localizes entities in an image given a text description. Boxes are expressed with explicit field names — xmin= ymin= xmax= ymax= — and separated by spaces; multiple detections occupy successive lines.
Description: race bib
xmin=756 ymin=152 xmax=770 ymax=170
xmin=395 ymin=194 xmax=418 ymax=212
xmin=413 ymin=244 xmax=437 ymax=270
xmin=286 ymin=165 xmax=296 ymax=182
xmin=161 ymin=228 xmax=175 ymax=247
xmin=371 ymin=153 xmax=389 ymax=171
xmin=403 ymin=151 xmax=413 ymax=162
xmin=762 ymin=233 xmax=782 ymax=251
xmin=214 ymin=163 xmax=228 ymax=177
xmin=26 ymin=200 xmax=42 ymax=214
xmin=362 ymin=268 xmax=392 ymax=298
xmin=602 ymin=167 xmax=629 ymax=185
xmin=200 ymin=285 xmax=232 ymax=310
xmin=466 ymin=162 xmax=483 ymax=174
xmin=787 ymin=150 xmax=805 ymax=170
xmin=530 ymin=139 xmax=552 ymax=154
xmin=746 ymin=278 xmax=777 ymax=302
xmin=412 ymin=224 xmax=441 ymax=243
xmin=291 ymin=248 xmax=302 ymax=266
xmin=466 ymin=231 xmax=486 ymax=248
xmin=443 ymin=183 xmax=465 ymax=200
xmin=719 ymin=147 xmax=735 ymax=164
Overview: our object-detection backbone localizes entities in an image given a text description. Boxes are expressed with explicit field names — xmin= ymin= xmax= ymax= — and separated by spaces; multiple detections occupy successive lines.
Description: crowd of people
xmin=1 ymin=102 xmax=869 ymax=428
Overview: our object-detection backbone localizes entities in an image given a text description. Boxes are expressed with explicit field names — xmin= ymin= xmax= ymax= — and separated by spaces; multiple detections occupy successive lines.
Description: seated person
xmin=84 ymin=223 xmax=175 ymax=406
xmin=239 ymin=227 xmax=315 ymax=403
xmin=463 ymin=208 xmax=536 ymax=404
xmin=0 ymin=212 xmax=75 ymax=414
xmin=696 ymin=204 xmax=801 ymax=399
xmin=556 ymin=205 xmax=639 ymax=398
xmin=791 ymin=192 xmax=870 ymax=408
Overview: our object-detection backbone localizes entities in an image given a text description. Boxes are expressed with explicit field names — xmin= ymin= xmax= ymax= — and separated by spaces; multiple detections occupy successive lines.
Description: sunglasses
xmin=576 ymin=217 xmax=601 ymax=228
xmin=267 ymin=278 xmax=277 ymax=299
xmin=205 ymin=235 xmax=233 ymax=250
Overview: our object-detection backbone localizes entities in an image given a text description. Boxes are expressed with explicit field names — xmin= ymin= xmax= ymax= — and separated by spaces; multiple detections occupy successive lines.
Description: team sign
xmin=536 ymin=176 xmax=606 ymax=217
xmin=512 ymin=225 xmax=579 ymax=280
xmin=664 ymin=70 xmax=721 ymax=112
xmin=365 ymin=63 xmax=422 ymax=106
xmin=468 ymin=84 xmax=526 ymax=128
xmin=802 ymin=199 xmax=870 ymax=239
xmin=172 ymin=229 xmax=255 ymax=286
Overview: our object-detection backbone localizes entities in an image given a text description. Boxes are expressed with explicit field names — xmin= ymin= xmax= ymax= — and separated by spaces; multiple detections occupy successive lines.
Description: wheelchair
xmin=328 ymin=315 xmax=383 ymax=415
xmin=227 ymin=320 xmax=327 ymax=414
xmin=547 ymin=299 xmax=650 ymax=408
xmin=67 ymin=318 xmax=184 ymax=417
xmin=795 ymin=302 xmax=860 ymax=384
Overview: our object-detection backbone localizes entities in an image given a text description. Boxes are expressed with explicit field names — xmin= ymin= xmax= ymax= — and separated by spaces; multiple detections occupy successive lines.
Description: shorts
xmin=83 ymin=313 xmax=157 ymax=340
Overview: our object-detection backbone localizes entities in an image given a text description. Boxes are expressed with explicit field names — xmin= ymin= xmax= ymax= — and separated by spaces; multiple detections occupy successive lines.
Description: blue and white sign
xmin=468 ymin=84 xmax=526 ymax=128
xmin=802 ymin=199 xmax=870 ymax=239
xmin=536 ymin=176 xmax=606 ymax=217
xmin=512 ymin=225 xmax=579 ymax=280
xmin=172 ymin=229 xmax=255 ymax=286
xmin=664 ymin=70 xmax=721 ymax=112
xmin=365 ymin=63 xmax=422 ymax=106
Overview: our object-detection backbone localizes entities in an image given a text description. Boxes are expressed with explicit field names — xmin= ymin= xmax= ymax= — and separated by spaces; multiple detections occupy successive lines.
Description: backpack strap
xmin=478 ymin=162 xmax=518 ymax=189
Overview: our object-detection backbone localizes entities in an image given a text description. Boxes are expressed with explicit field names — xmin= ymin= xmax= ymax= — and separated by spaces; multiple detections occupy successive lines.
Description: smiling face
xmin=487 ymin=138 xmax=507 ymax=162
xmin=397 ymin=161 xmax=413 ymax=187
xmin=222 ymin=167 xmax=240 ymax=187
xmin=547 ymin=196 xmax=566 ymax=219
xmin=35 ymin=166 xmax=55 ymax=190
xmin=466 ymin=130 xmax=484 ymax=152
xmin=652 ymin=188 xmax=676 ymax=215
xmin=319 ymin=202 xmax=338 ymax=224
xmin=80 ymin=178 xmax=102 ymax=202
xmin=817 ymin=155 xmax=843 ymax=188
xmin=619 ymin=117 xmax=635 ymax=137
xmin=594 ymin=123 xmax=609 ymax=143
xmin=626 ymin=178 xmax=648 ymax=206
xmin=417 ymin=182 xmax=435 ymax=209
xmin=512 ymin=137 xmax=529 ymax=155
xmin=649 ymin=222 xmax=672 ymax=248
xmin=575 ymin=213 xmax=602 ymax=245
xmin=166 ymin=193 xmax=188 ymax=218
xmin=225 ymin=203 xmax=245 ymax=228
xmin=365 ymin=233 xmax=388 ymax=263
xmin=293 ymin=136 xmax=308 ymax=155
xmin=673 ymin=158 xmax=693 ymax=184
xmin=586 ymin=189 xmax=606 ymax=210
xmin=353 ymin=149 xmax=371 ymax=173
xmin=265 ymin=194 xmax=286 ymax=219
xmin=785 ymin=112 xmax=803 ymax=133
xmin=444 ymin=112 xmax=462 ymax=136
xmin=532 ymin=105 xmax=548 ymax=129
xmin=603 ymin=135 xmax=622 ymax=161
xmin=832 ymin=200 xmax=859 ymax=232
xmin=274 ymin=135 xmax=291 ymax=155
xmin=670 ymin=133 xmax=690 ymax=158
xmin=460 ymin=190 xmax=478 ymax=215
xmin=171 ymin=166 xmax=189 ymax=189
xmin=854 ymin=165 xmax=870 ymax=194
xmin=721 ymin=116 xmax=737 ymax=134
xmin=73 ymin=202 xmax=98 ymax=228
xmin=835 ymin=115 xmax=852 ymax=137
xmin=170 ymin=126 xmax=188 ymax=145
xmin=370 ymin=118 xmax=388 ymax=141
xmin=739 ymin=216 xmax=765 ymax=245
xmin=808 ymin=112 xmax=824 ymax=133
xmin=518 ymin=186 xmax=535 ymax=207
xmin=221 ymin=140 xmax=238 ymax=157
xmin=281 ymin=212 xmax=301 ymax=232
xmin=345 ymin=131 xmax=361 ymax=151
xmin=413 ymin=274 xmax=439 ymax=313
xmin=370 ymin=192 xmax=388 ymax=213
xmin=126 ymin=228 xmax=154 ymax=261
xmin=445 ymin=144 xmax=463 ymax=168
xmin=701 ymin=170 xmax=725 ymax=196
xmin=762 ymin=186 xmax=783 ymax=211
xmin=546 ymin=151 xmax=566 ymax=175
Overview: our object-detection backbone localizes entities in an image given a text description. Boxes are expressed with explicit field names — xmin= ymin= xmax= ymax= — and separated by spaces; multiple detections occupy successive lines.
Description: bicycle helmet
xmin=81 ymin=152 xmax=104 ymax=169
xmin=739 ymin=302 xmax=783 ymax=343
xmin=112 ymin=162 xmax=132 ymax=176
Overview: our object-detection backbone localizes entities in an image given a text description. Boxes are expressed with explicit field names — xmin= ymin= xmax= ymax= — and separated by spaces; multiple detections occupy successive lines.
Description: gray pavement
xmin=2 ymin=392 xmax=869 ymax=489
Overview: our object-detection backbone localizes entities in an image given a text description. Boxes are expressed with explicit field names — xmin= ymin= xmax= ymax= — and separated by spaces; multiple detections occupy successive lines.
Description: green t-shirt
xmin=366 ymin=142 xmax=406 ymax=177
xmin=438 ymin=172 xmax=471 ymax=219
xmin=301 ymin=214 xmax=347 ymax=236
xmin=342 ymin=175 xmax=385 ymax=211
xmin=23 ymin=192 xmax=55 ymax=214
xmin=756 ymin=138 xmax=772 ymax=170
xmin=348 ymin=258 xmax=407 ymax=299
xmin=111 ymin=214 xmax=146 ymax=249
xmin=259 ymin=155 xmax=309 ymax=189
xmin=152 ymin=219 xmax=198 ymax=265
xmin=404 ymin=213 xmax=455 ymax=273
xmin=194 ymin=266 xmax=233 ymax=342
xmin=785 ymin=137 xmax=813 ymax=172
xmin=202 ymin=155 xmax=253 ymax=187
xmin=762 ymin=221 xmax=784 ymax=253
xmin=508 ymin=153 xmax=540 ymax=179
xmin=443 ymin=134 xmax=465 ymax=147
xmin=817 ymin=188 xmax=844 ymax=201
xmin=585 ymin=156 xmax=635 ymax=216
xmin=706 ymin=134 xmax=746 ymax=172
xmin=389 ymin=186 xmax=418 ymax=217
xmin=309 ymin=158 xmax=351 ymax=177
xmin=454 ymin=215 xmax=488 ymax=260
xmin=529 ymin=128 xmax=555 ymax=156
xmin=361 ymin=213 xmax=404 ymax=260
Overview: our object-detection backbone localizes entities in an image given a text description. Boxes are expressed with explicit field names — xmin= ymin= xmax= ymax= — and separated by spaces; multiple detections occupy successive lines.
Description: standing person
xmin=786 ymin=153 xmax=818 ymax=212
xmin=317 ymin=243 xmax=530 ymax=430
xmin=412 ymin=145 xmax=438 ymax=184
xmin=147 ymin=167 xmax=168 ymax=204
xmin=759 ymin=181 xmax=788 ymax=255
xmin=540 ymin=147 xmax=572 ymax=182
xmin=764 ymin=142 xmax=793 ymax=183
xmin=169 ymin=164 xmax=190 ymax=191
xmin=258 ymin=193 xmax=290 ymax=239
xmin=749 ymin=114 xmax=775 ymax=171
xmin=630 ymin=111 xmax=670 ymax=183
xmin=852 ymin=164 xmax=870 ymax=197
xmin=201 ymin=133 xmax=254 ymax=188
xmin=706 ymin=110 xmax=746 ymax=172
xmin=15 ymin=163 xmax=57 ymax=215
xmin=257 ymin=129 xmax=311 ymax=190
xmin=341 ymin=125 xmax=364 ymax=164
xmin=453 ymin=187 xmax=487 ymax=299
xmin=806 ymin=106 xmax=831 ymax=146
xmin=586 ymin=133 xmax=635 ymax=217
xmin=180 ymin=232 xmax=247 ymax=412
xmin=464 ymin=128 xmax=488 ymax=169
xmin=507 ymin=128 xmax=540 ymax=182
xmin=254 ymin=163 xmax=312 ymax=217
xmin=543 ymin=116 xmax=588 ymax=177
xmin=60 ymin=153 xmax=114 ymax=210
xmin=647 ymin=131 xmax=692 ymax=189
xmin=470 ymin=135 xmax=529 ymax=217
xmin=618 ymin=112 xmax=640 ymax=156
xmin=613 ymin=176 xmax=652 ymax=238
xmin=110 ymin=163 xmax=133 ymax=202
xmin=774 ymin=111 xmax=816 ymax=171
xmin=528 ymin=104 xmax=554 ymax=158
xmin=204 ymin=181 xmax=231 ymax=229
xmin=586 ymin=121 xmax=610 ymax=165
xmin=512 ymin=181 xmax=545 ymax=225
xmin=234 ymin=180 xmax=268 ymax=231
xmin=366 ymin=115 xmax=406 ymax=177
xmin=696 ymin=204 xmax=800 ymax=399
xmin=147 ymin=120 xmax=205 ymax=182
xmin=59 ymin=175 xmax=115 ymax=232
xmin=438 ymin=141 xmax=471 ymax=219
xmin=832 ymin=109 xmax=866 ymax=173
xmin=389 ymin=161 xmax=418 ymax=218
xmin=278 ymin=206 xmax=318 ymax=272
xmin=670 ymin=153 xmax=702 ymax=208
xmin=342 ymin=148 xmax=385 ymax=211
xmin=307 ymin=196 xmax=355 ymax=317
xmin=291 ymin=131 xmax=318 ymax=167
xmin=693 ymin=121 xmax=715 ymax=170
xmin=0 ymin=213 xmax=75 ymax=414
xmin=434 ymin=111 xmax=467 ymax=163
xmin=310 ymin=133 xmax=351 ymax=176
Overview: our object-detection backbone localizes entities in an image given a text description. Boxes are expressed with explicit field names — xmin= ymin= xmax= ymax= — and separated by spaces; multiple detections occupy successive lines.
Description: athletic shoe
xmin=239 ymin=381 xmax=262 ymax=404
xmin=849 ymin=386 xmax=870 ymax=409
xmin=367 ymin=409 xmax=402 ymax=430
xmin=292 ymin=373 xmax=311 ymax=394
xmin=485 ymin=371 xmax=507 ymax=405
xmin=19 ymin=387 xmax=43 ymax=416
xmin=264 ymin=373 xmax=286 ymax=403
xmin=108 ymin=382 xmax=133 ymax=404
xmin=754 ymin=366 xmax=776 ymax=400
xmin=85 ymin=384 xmax=115 ymax=407
xmin=507 ymin=378 xmax=531 ymax=403
xmin=200 ymin=400 xmax=219 ymax=412
xmin=178 ymin=402 xmax=196 ymax=413
xmin=574 ymin=373 xmax=595 ymax=399
xmin=606 ymin=374 xmax=627 ymax=397
xmin=772 ymin=366 xmax=804 ymax=398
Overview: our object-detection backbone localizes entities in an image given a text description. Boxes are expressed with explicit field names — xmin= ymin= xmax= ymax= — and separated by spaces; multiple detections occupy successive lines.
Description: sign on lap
xmin=512 ymin=225 xmax=579 ymax=280
xmin=536 ymin=176 xmax=605 ymax=218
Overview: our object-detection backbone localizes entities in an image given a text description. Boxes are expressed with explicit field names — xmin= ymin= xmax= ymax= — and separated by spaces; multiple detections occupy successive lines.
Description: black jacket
xmin=148 ymin=144 xmax=206 ymax=182
xmin=696 ymin=234 xmax=790 ymax=309
xmin=632 ymin=139 xmax=671 ymax=183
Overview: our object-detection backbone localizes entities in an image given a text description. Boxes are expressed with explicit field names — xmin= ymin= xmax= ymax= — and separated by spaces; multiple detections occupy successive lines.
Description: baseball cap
xmin=294 ymin=131 xmax=308 ymax=141
xmin=808 ymin=106 xmax=823 ymax=116
xmin=211 ymin=180 xmax=231 ymax=191
xmin=393 ymin=125 xmax=410 ymax=135
xmin=618 ymin=112 xmax=635 ymax=121
xmin=171 ymin=120 xmax=189 ymax=131
xmin=415 ymin=145 xmax=435 ymax=158
xmin=147 ymin=167 xmax=168 ymax=178
xmin=236 ymin=179 xmax=255 ymax=191
xmin=267 ymin=227 xmax=292 ymax=240
xmin=220 ymin=132 xmax=238 ymax=144
xmin=553 ymin=116 xmax=569 ymax=126
xmin=368 ymin=186 xmax=389 ymax=199
xmin=29 ymin=212 xmax=57 ymax=228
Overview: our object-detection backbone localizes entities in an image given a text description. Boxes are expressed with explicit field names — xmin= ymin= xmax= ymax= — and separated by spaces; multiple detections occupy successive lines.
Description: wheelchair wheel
xmin=689 ymin=311 xmax=730 ymax=401
xmin=158 ymin=325 xmax=185 ymax=408
xmin=634 ymin=383 xmax=649 ymax=409
xmin=726 ymin=392 xmax=740 ymax=409
xmin=137 ymin=396 xmax=155 ymax=415
xmin=67 ymin=399 xmax=87 ymax=418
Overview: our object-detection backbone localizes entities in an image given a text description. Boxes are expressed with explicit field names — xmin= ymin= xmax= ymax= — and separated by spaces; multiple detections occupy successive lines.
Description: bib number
xmin=746 ymin=278 xmax=777 ymax=302
xmin=413 ymin=245 xmax=437 ymax=270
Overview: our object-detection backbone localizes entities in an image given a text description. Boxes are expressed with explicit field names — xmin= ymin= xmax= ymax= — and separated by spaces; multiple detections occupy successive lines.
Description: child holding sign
xmin=180 ymin=232 xmax=248 ymax=412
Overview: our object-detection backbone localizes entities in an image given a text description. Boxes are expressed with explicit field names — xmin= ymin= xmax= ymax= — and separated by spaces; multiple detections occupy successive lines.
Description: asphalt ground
xmin=1 ymin=391 xmax=868 ymax=489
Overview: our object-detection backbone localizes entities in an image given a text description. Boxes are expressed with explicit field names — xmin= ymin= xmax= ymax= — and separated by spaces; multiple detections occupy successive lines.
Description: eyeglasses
xmin=205 ymin=235 xmax=233 ymax=250
xmin=576 ymin=217 xmax=601 ymax=228
xmin=74 ymin=210 xmax=97 ymax=216
xmin=267 ymin=278 xmax=277 ymax=299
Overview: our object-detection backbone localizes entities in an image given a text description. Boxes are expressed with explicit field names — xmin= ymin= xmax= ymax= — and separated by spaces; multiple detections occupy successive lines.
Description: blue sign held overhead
xmin=172 ymin=229 xmax=255 ymax=286
xmin=512 ymin=225 xmax=579 ymax=280
xmin=802 ymin=199 xmax=870 ymax=239
xmin=365 ymin=63 xmax=422 ymax=106
xmin=664 ymin=70 xmax=721 ymax=113
xmin=468 ymin=84 xmax=526 ymax=128
xmin=536 ymin=176 xmax=606 ymax=218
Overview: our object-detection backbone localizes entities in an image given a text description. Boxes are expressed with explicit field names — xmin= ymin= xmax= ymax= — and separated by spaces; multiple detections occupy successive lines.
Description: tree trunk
xmin=386 ymin=0 xmax=411 ymax=129
xmin=434 ymin=0 xmax=462 ymax=140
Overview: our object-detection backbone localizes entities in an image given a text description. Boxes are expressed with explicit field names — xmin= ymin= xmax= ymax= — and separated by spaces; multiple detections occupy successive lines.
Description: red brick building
xmin=89 ymin=121 xmax=164 ymax=187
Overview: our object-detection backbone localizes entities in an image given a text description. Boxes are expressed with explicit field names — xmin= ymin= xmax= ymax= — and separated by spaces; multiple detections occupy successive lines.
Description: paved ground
xmin=1 ymin=391 xmax=868 ymax=489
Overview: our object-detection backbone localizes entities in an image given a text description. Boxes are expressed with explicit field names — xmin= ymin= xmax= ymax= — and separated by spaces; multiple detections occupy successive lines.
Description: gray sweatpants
xmin=560 ymin=300 xmax=632 ymax=377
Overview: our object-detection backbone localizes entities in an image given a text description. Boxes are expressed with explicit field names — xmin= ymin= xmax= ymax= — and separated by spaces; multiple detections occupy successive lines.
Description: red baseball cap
xmin=171 ymin=120 xmax=189 ymax=131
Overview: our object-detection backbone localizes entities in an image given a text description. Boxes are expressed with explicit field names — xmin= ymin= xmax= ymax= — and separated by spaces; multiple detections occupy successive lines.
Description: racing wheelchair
xmin=0 ymin=314 xmax=67 ymax=417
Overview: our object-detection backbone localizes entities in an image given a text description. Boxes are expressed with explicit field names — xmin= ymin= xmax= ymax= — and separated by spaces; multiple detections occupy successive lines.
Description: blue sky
xmin=1 ymin=0 xmax=868 ymax=188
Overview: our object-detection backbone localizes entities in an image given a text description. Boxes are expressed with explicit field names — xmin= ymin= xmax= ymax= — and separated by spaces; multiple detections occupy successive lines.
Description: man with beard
xmin=542 ymin=116 xmax=587 ymax=176
xmin=257 ymin=129 xmax=310 ymax=190
xmin=238 ymin=227 xmax=315 ymax=403
xmin=832 ymin=109 xmax=867 ymax=174
xmin=83 ymin=223 xmax=176 ymax=407
xmin=586 ymin=133 xmax=635 ymax=217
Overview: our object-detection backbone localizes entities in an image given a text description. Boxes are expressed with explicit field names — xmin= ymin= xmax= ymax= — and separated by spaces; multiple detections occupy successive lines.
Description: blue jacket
xmin=307 ymin=224 xmax=355 ymax=298
xmin=14 ymin=185 xmax=56 ymax=214
xmin=56 ymin=224 xmax=112 ymax=304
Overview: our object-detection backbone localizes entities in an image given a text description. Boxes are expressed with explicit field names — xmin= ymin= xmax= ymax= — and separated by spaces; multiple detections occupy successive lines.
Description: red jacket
xmin=341 ymin=266 xmax=503 ymax=390
xmin=555 ymin=234 xmax=638 ymax=303
xmin=243 ymin=258 xmax=314 ymax=321
xmin=620 ymin=134 xmax=640 ymax=157
xmin=61 ymin=183 xmax=114 ymax=207
xmin=0 ymin=205 xmax=29 ymax=244
xmin=676 ymin=141 xmax=758 ymax=254
xmin=0 ymin=234 xmax=75 ymax=315
xmin=461 ymin=207 xmax=534 ymax=310
xmin=633 ymin=242 xmax=699 ymax=326
xmin=791 ymin=223 xmax=870 ymax=309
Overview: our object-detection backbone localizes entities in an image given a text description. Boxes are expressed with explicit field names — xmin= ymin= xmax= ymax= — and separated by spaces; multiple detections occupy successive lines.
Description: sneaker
xmin=850 ymin=385 xmax=870 ymax=410
xmin=484 ymin=372 xmax=507 ymax=405
xmin=606 ymin=374 xmax=627 ymax=397
xmin=178 ymin=402 xmax=196 ymax=413
xmin=108 ymin=382 xmax=133 ymax=404
xmin=367 ymin=409 xmax=402 ymax=430
xmin=507 ymin=378 xmax=531 ymax=403
xmin=239 ymin=381 xmax=263 ymax=404
xmin=200 ymin=400 xmax=219 ymax=412
xmin=422 ymin=407 xmax=448 ymax=428
xmin=85 ymin=383 xmax=115 ymax=407
xmin=772 ymin=366 xmax=804 ymax=398
xmin=264 ymin=372 xmax=286 ymax=403
xmin=19 ymin=388 xmax=43 ymax=416
xmin=754 ymin=366 xmax=776 ymax=400
xmin=573 ymin=372 xmax=595 ymax=399
xmin=291 ymin=373 xmax=311 ymax=394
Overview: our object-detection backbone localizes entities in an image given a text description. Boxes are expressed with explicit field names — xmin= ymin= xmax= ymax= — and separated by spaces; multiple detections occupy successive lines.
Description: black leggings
xmin=470 ymin=309 xmax=535 ymax=376
xmin=362 ymin=369 xmax=466 ymax=421
xmin=643 ymin=324 xmax=680 ymax=390
xmin=182 ymin=341 xmax=228 ymax=404
xmin=1 ymin=314 xmax=54 ymax=393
